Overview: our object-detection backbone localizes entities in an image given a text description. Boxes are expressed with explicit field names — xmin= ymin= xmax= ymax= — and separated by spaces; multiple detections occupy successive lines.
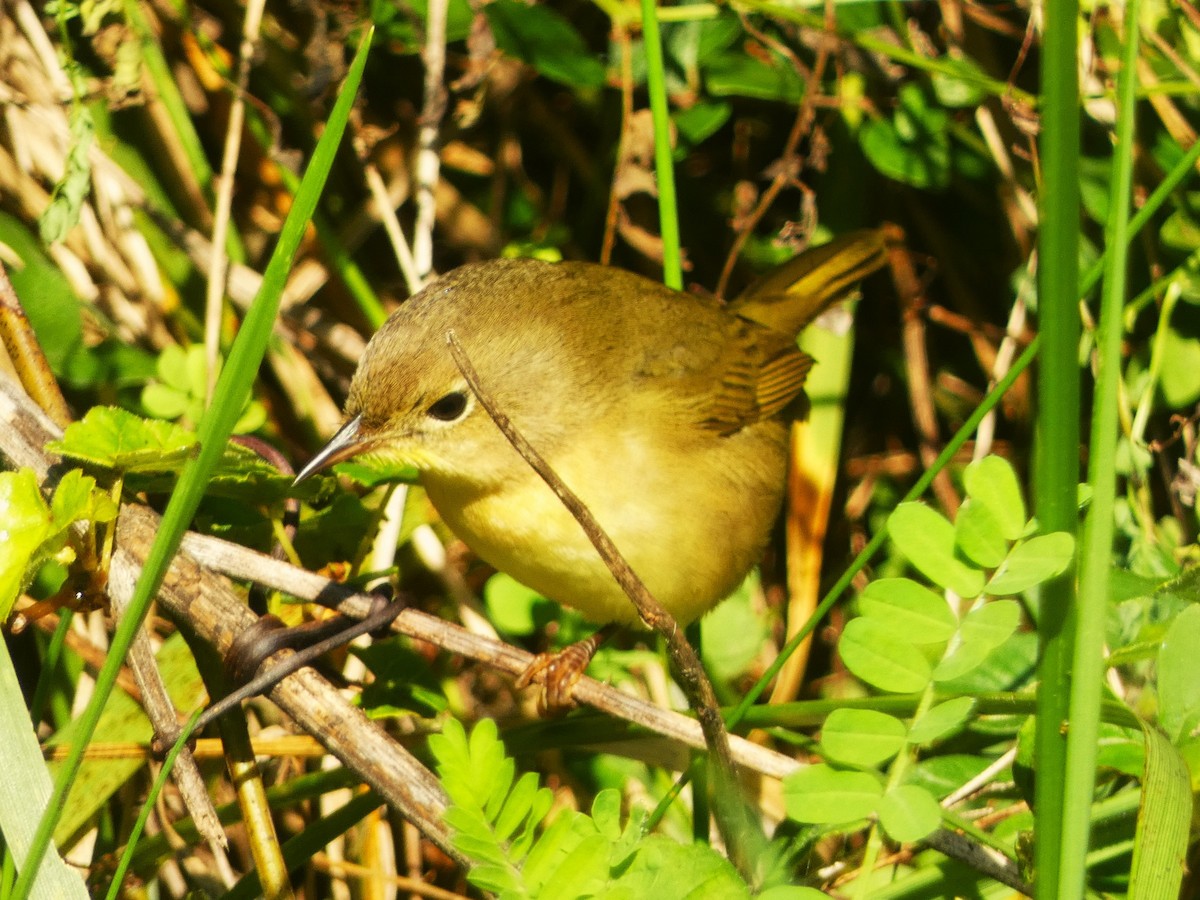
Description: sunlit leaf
xmin=821 ymin=709 xmax=907 ymax=767
xmin=783 ymin=764 xmax=883 ymax=824
xmin=963 ymin=456 xmax=1026 ymax=539
xmin=877 ymin=785 xmax=942 ymax=843
xmin=986 ymin=533 xmax=1075 ymax=595
xmin=907 ymin=698 xmax=976 ymax=746
xmin=889 ymin=502 xmax=985 ymax=598
xmin=857 ymin=578 xmax=957 ymax=644
xmin=840 ymin=617 xmax=932 ymax=693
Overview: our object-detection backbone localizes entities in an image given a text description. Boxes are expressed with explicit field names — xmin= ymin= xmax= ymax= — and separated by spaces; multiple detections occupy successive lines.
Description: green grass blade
xmin=0 ymin=637 xmax=87 ymax=897
xmin=638 ymin=0 xmax=682 ymax=290
xmin=1032 ymin=0 xmax=1082 ymax=893
xmin=10 ymin=30 xmax=374 ymax=899
xmin=104 ymin=710 xmax=203 ymax=900
xmin=1059 ymin=5 xmax=1141 ymax=897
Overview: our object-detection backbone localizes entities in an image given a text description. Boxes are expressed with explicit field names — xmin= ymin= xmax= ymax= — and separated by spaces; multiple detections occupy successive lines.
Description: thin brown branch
xmin=601 ymin=26 xmax=635 ymax=267
xmin=0 ymin=265 xmax=72 ymax=428
xmin=177 ymin=525 xmax=799 ymax=780
xmin=414 ymin=0 xmax=450 ymax=278
xmin=444 ymin=332 xmax=764 ymax=874
xmin=204 ymin=0 xmax=265 ymax=403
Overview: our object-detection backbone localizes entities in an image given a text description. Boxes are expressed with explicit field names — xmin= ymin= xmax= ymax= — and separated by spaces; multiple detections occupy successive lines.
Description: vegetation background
xmin=0 ymin=0 xmax=1198 ymax=897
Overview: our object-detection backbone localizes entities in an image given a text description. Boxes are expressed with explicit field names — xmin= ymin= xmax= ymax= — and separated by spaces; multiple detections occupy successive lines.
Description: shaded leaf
xmin=1157 ymin=604 xmax=1200 ymax=743
xmin=704 ymin=51 xmax=803 ymax=102
xmin=859 ymin=84 xmax=950 ymax=189
xmin=486 ymin=0 xmax=606 ymax=89
xmin=673 ymin=102 xmax=731 ymax=146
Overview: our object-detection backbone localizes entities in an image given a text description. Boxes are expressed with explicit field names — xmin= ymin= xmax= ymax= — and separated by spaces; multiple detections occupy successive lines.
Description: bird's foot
xmin=516 ymin=627 xmax=613 ymax=714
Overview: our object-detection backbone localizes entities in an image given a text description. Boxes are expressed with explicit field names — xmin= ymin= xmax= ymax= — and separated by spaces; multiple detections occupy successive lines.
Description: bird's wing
xmin=699 ymin=321 xmax=814 ymax=436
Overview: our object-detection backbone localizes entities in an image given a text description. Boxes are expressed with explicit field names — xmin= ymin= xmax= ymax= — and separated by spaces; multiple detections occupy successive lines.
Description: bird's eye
xmin=427 ymin=391 xmax=469 ymax=421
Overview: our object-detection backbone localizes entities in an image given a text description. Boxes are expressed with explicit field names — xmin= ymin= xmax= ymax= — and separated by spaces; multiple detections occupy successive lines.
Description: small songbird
xmin=296 ymin=231 xmax=888 ymax=691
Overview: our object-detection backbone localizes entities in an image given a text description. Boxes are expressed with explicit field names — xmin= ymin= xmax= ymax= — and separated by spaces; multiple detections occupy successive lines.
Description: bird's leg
xmin=516 ymin=624 xmax=618 ymax=713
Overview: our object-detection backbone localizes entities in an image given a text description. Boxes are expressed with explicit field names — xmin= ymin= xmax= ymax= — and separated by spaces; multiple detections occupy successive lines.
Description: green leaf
xmin=522 ymin=810 xmax=601 ymax=894
xmin=156 ymin=344 xmax=191 ymax=392
xmin=877 ymin=785 xmax=942 ymax=843
xmin=140 ymin=382 xmax=190 ymax=420
xmin=186 ymin=344 xmax=210 ymax=395
xmin=909 ymin=754 xmax=998 ymax=799
xmin=907 ymin=697 xmax=975 ymax=746
xmin=1157 ymin=604 xmax=1200 ymax=743
xmin=485 ymin=0 xmax=606 ymax=89
xmin=370 ymin=0 xmax=474 ymax=48
xmin=820 ymin=709 xmax=907 ymax=767
xmin=859 ymin=84 xmax=950 ymax=189
xmin=484 ymin=573 xmax=548 ymax=637
xmin=930 ymin=59 xmax=987 ymax=108
xmin=0 ymin=212 xmax=84 ymax=375
xmin=0 ymin=469 xmax=116 ymax=621
xmin=51 ymin=469 xmax=117 ymax=526
xmin=39 ymin=103 xmax=95 ymax=243
xmin=985 ymin=532 xmax=1075 ymax=595
xmin=963 ymin=456 xmax=1026 ymax=539
xmin=672 ymin=101 xmax=730 ymax=146
xmin=466 ymin=862 xmax=522 ymax=895
xmin=934 ymin=630 xmax=1038 ymax=693
xmin=332 ymin=457 xmax=420 ymax=487
xmin=783 ymin=764 xmax=883 ymax=824
xmin=839 ymin=618 xmax=931 ymax=694
xmin=534 ymin=831 xmax=612 ymax=898
xmin=693 ymin=11 xmax=743 ymax=62
xmin=1160 ymin=304 xmax=1200 ymax=407
xmin=591 ymin=788 xmax=622 ymax=842
xmin=888 ymin=502 xmax=985 ymax=598
xmin=1160 ymin=195 xmax=1200 ymax=252
xmin=700 ymin=573 xmax=768 ymax=683
xmin=954 ymin=498 xmax=1009 ymax=569
xmin=494 ymin=772 xmax=543 ymax=843
xmin=1129 ymin=723 xmax=1191 ymax=900
xmin=0 ymin=470 xmax=56 ymax=620
xmin=933 ymin=600 xmax=1021 ymax=682
xmin=48 ymin=406 xmax=197 ymax=472
xmin=613 ymin=835 xmax=749 ymax=897
xmin=703 ymin=52 xmax=803 ymax=102
xmin=857 ymin=578 xmax=957 ymax=644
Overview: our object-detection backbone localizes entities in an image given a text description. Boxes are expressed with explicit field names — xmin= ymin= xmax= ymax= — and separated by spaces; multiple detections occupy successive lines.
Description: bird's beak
xmin=293 ymin=414 xmax=365 ymax=485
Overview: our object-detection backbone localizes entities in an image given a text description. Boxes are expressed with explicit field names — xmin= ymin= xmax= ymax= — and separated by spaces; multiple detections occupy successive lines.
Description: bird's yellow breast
xmin=422 ymin=420 xmax=788 ymax=627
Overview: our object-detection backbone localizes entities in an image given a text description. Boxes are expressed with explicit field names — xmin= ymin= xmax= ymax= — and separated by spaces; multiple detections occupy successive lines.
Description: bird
xmin=295 ymin=230 xmax=889 ymax=702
